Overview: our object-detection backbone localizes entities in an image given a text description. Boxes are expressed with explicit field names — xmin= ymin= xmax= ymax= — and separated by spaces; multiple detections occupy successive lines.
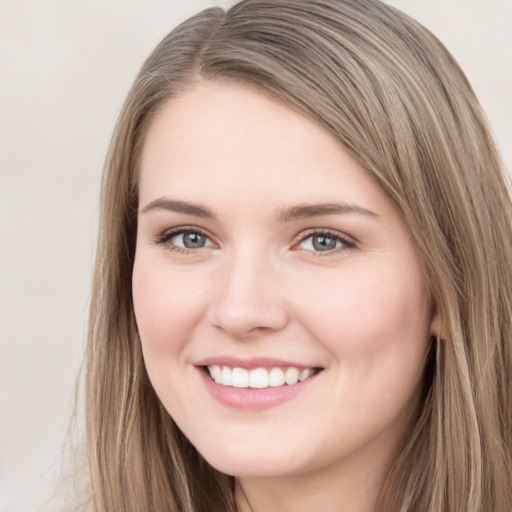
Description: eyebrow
xmin=276 ymin=203 xmax=380 ymax=222
xmin=140 ymin=197 xmax=379 ymax=221
xmin=140 ymin=198 xmax=215 ymax=218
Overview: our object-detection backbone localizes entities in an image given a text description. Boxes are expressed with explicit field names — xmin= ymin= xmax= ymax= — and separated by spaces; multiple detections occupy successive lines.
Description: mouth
xmin=204 ymin=365 xmax=321 ymax=389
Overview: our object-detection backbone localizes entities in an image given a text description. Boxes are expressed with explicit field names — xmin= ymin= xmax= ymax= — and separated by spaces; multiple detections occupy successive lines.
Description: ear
xmin=429 ymin=306 xmax=444 ymax=340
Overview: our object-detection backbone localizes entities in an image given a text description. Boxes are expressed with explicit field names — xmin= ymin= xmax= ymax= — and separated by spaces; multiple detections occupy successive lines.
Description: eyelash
xmin=154 ymin=227 xmax=356 ymax=255
xmin=293 ymin=229 xmax=356 ymax=256
xmin=154 ymin=226 xmax=215 ymax=254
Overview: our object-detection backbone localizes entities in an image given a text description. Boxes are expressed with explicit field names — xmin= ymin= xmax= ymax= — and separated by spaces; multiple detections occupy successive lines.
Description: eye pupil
xmin=313 ymin=235 xmax=337 ymax=251
xmin=183 ymin=232 xmax=206 ymax=248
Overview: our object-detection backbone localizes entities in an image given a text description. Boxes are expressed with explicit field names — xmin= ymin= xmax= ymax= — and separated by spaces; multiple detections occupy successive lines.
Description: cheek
xmin=293 ymin=261 xmax=431 ymax=363
xmin=132 ymin=257 xmax=209 ymax=358
xmin=292 ymin=264 xmax=431 ymax=443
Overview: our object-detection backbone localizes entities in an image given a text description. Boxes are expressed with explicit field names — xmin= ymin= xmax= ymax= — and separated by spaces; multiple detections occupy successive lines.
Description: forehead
xmin=138 ymin=81 xmax=394 ymax=217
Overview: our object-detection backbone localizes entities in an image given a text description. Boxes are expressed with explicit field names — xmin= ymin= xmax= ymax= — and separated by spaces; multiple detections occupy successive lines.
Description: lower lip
xmin=198 ymin=368 xmax=319 ymax=410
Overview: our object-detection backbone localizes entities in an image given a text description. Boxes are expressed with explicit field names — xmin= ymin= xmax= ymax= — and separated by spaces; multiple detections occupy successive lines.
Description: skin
xmin=133 ymin=81 xmax=439 ymax=512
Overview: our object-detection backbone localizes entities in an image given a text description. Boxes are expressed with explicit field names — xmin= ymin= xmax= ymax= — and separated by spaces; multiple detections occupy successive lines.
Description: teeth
xmin=221 ymin=366 xmax=232 ymax=386
xmin=284 ymin=367 xmax=299 ymax=385
xmin=299 ymin=368 xmax=314 ymax=381
xmin=206 ymin=365 xmax=316 ymax=389
xmin=210 ymin=365 xmax=222 ymax=383
xmin=249 ymin=368 xmax=269 ymax=388
xmin=232 ymin=367 xmax=249 ymax=388
xmin=269 ymin=367 xmax=285 ymax=387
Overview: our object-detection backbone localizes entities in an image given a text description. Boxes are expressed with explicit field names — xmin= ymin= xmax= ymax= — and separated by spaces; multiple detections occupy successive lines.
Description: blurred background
xmin=1 ymin=1 xmax=510 ymax=510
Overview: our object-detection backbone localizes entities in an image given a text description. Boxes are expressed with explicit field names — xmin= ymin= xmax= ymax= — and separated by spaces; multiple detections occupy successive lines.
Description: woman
xmin=84 ymin=0 xmax=512 ymax=510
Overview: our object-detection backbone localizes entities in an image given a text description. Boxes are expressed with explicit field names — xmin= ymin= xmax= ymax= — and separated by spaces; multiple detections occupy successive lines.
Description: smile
xmin=206 ymin=365 xmax=318 ymax=389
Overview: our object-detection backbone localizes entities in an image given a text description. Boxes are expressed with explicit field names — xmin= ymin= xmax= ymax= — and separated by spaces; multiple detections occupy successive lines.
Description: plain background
xmin=1 ymin=1 xmax=510 ymax=510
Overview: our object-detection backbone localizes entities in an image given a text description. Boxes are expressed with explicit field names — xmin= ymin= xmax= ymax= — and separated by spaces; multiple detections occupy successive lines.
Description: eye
xmin=173 ymin=231 xmax=210 ymax=249
xmin=155 ymin=227 xmax=215 ymax=252
xmin=296 ymin=230 xmax=355 ymax=253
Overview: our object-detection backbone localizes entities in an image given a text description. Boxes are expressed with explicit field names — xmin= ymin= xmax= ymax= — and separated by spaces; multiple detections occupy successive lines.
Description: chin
xmin=193 ymin=437 xmax=310 ymax=479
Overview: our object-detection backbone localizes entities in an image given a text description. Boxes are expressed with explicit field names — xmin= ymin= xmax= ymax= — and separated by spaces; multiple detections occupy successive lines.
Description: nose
xmin=208 ymin=249 xmax=289 ymax=339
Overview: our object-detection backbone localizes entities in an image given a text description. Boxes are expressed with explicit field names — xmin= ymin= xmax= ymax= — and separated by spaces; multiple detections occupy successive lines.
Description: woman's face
xmin=133 ymin=81 xmax=437 ymax=483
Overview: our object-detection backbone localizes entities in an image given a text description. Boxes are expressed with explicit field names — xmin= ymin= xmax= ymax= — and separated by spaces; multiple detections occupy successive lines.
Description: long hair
xmin=85 ymin=1 xmax=512 ymax=510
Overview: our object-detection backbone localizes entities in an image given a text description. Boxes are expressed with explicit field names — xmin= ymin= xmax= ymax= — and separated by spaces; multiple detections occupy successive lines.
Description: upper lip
xmin=194 ymin=356 xmax=322 ymax=370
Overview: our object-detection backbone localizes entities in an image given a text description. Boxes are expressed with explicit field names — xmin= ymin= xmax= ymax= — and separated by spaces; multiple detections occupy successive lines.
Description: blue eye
xmin=156 ymin=228 xmax=214 ymax=251
xmin=298 ymin=231 xmax=354 ymax=253
xmin=172 ymin=231 xmax=210 ymax=249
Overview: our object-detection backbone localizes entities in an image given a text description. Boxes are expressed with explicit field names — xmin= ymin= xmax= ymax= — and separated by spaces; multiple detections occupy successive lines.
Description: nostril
xmin=209 ymin=302 xmax=289 ymax=338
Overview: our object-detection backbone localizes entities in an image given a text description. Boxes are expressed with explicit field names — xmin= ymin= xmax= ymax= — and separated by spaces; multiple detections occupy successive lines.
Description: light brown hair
xmin=84 ymin=0 xmax=512 ymax=510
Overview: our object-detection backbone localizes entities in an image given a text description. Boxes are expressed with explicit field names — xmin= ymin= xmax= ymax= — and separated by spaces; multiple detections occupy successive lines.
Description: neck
xmin=234 ymin=453 xmax=389 ymax=512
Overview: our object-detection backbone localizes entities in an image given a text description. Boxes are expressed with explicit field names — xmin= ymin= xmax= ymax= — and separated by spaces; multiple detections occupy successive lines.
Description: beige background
xmin=1 ymin=1 xmax=510 ymax=510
